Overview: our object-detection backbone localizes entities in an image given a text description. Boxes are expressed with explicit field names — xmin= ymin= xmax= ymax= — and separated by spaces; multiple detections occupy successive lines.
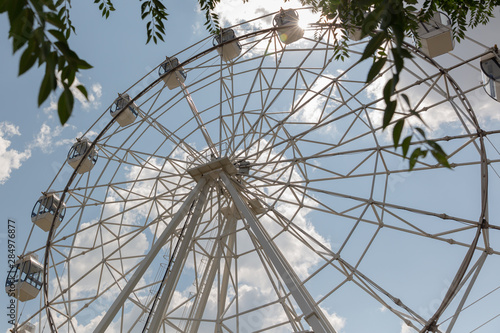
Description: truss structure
xmin=12 ymin=8 xmax=500 ymax=333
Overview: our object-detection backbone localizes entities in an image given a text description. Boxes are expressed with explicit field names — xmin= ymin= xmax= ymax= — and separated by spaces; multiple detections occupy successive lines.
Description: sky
xmin=1 ymin=1 xmax=500 ymax=333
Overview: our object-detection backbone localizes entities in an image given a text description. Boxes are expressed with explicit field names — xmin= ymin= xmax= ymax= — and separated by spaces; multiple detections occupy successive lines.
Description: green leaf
xmin=54 ymin=40 xmax=72 ymax=57
xmin=61 ymin=66 xmax=76 ymax=86
xmin=392 ymin=48 xmax=404 ymax=73
xmin=155 ymin=31 xmax=164 ymax=42
xmin=401 ymin=135 xmax=412 ymax=158
xmin=45 ymin=12 xmax=65 ymax=30
xmin=48 ymin=29 xmax=66 ymax=42
xmin=431 ymin=149 xmax=451 ymax=168
xmin=19 ymin=46 xmax=37 ymax=75
xmin=383 ymin=78 xmax=394 ymax=103
xmin=415 ymin=127 xmax=426 ymax=139
xmin=360 ymin=31 xmax=386 ymax=62
xmin=58 ymin=5 xmax=66 ymax=18
xmin=401 ymin=94 xmax=411 ymax=108
xmin=366 ymin=57 xmax=386 ymax=82
xmin=399 ymin=48 xmax=413 ymax=59
xmin=58 ymin=86 xmax=74 ymax=124
xmin=392 ymin=119 xmax=404 ymax=148
xmin=383 ymin=100 xmax=397 ymax=129
xmin=362 ymin=8 xmax=383 ymax=36
xmin=76 ymin=58 xmax=93 ymax=70
xmin=6 ymin=0 xmax=25 ymax=22
xmin=409 ymin=148 xmax=427 ymax=170
xmin=38 ymin=71 xmax=55 ymax=106
xmin=11 ymin=8 xmax=34 ymax=52
xmin=76 ymin=84 xmax=88 ymax=99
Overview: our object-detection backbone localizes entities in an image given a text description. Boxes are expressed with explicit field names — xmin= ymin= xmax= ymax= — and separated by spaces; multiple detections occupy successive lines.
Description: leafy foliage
xmin=94 ymin=0 xmax=115 ymax=19
xmin=199 ymin=0 xmax=221 ymax=34
xmin=0 ymin=0 xmax=92 ymax=123
xmin=309 ymin=0 xmax=499 ymax=169
xmin=140 ymin=0 xmax=168 ymax=43
xmin=1 ymin=0 xmax=499 ymax=168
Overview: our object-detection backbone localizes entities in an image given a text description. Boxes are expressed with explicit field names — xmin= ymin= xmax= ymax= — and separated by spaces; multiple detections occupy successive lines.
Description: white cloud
xmin=30 ymin=123 xmax=75 ymax=153
xmin=400 ymin=321 xmax=417 ymax=333
xmin=321 ymin=306 xmax=346 ymax=332
xmin=43 ymin=77 xmax=103 ymax=114
xmin=0 ymin=122 xmax=31 ymax=184
xmin=79 ymin=82 xmax=103 ymax=110
xmin=216 ymin=0 xmax=321 ymax=29
xmin=290 ymin=74 xmax=339 ymax=135
xmin=43 ymin=98 xmax=58 ymax=118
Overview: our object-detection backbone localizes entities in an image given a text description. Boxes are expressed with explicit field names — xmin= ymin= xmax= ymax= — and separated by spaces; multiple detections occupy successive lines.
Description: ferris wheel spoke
xmin=13 ymin=9 xmax=500 ymax=333
xmin=245 ymin=172 xmax=484 ymax=249
xmin=240 ymin=188 xmax=430 ymax=330
xmin=240 ymin=224 xmax=306 ymax=331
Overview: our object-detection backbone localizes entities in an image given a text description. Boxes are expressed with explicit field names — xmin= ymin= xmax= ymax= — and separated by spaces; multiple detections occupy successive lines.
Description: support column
xmin=216 ymin=216 xmax=237 ymax=332
xmin=148 ymin=182 xmax=211 ymax=332
xmin=220 ymin=172 xmax=336 ymax=333
xmin=95 ymin=177 xmax=207 ymax=333
xmin=187 ymin=214 xmax=237 ymax=332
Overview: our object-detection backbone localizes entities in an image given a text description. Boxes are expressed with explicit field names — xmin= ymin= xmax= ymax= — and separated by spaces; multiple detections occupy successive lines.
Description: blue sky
xmin=1 ymin=1 xmax=500 ymax=333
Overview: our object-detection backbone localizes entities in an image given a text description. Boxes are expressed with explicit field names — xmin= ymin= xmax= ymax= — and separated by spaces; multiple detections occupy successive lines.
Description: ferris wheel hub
xmin=187 ymin=156 xmax=237 ymax=181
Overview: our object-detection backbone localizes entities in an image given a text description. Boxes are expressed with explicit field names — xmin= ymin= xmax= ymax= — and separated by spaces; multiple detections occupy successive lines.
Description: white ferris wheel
xmin=6 ymin=7 xmax=500 ymax=333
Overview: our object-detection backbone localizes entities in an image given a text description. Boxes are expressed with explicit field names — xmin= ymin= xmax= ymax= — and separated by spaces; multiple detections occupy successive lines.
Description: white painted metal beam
xmin=445 ymin=251 xmax=488 ymax=333
xmin=220 ymin=172 xmax=336 ymax=333
xmin=94 ymin=177 xmax=208 ymax=333
xmin=188 ymin=215 xmax=237 ymax=332
xmin=148 ymin=182 xmax=211 ymax=332
xmin=216 ymin=217 xmax=237 ymax=332
xmin=179 ymin=80 xmax=218 ymax=158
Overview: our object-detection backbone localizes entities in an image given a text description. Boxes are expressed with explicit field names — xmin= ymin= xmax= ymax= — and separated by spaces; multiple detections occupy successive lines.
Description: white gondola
xmin=346 ymin=24 xmax=364 ymax=41
xmin=31 ymin=192 xmax=66 ymax=232
xmin=480 ymin=49 xmax=500 ymax=101
xmin=214 ymin=29 xmax=242 ymax=62
xmin=67 ymin=137 xmax=98 ymax=174
xmin=417 ymin=12 xmax=454 ymax=58
xmin=5 ymin=254 xmax=43 ymax=302
xmin=158 ymin=57 xmax=187 ymax=89
xmin=110 ymin=93 xmax=139 ymax=126
xmin=236 ymin=160 xmax=250 ymax=175
xmin=273 ymin=8 xmax=304 ymax=45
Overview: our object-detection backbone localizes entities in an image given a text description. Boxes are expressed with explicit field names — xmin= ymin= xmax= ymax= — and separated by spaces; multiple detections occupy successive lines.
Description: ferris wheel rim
xmin=12 ymin=7 xmax=500 ymax=333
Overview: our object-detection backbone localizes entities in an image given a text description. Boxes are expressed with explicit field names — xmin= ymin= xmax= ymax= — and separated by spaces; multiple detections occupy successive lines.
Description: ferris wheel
xmin=6 ymin=7 xmax=500 ymax=333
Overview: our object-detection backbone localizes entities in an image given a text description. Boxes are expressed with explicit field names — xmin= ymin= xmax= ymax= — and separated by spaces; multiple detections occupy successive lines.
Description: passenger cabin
xmin=481 ymin=49 xmax=500 ymax=102
xmin=5 ymin=254 xmax=43 ymax=302
xmin=158 ymin=57 xmax=187 ymax=90
xmin=273 ymin=9 xmax=304 ymax=45
xmin=346 ymin=24 xmax=363 ymax=41
xmin=417 ymin=12 xmax=454 ymax=58
xmin=31 ymin=192 xmax=66 ymax=232
xmin=236 ymin=160 xmax=251 ymax=175
xmin=67 ymin=137 xmax=98 ymax=174
xmin=214 ymin=29 xmax=242 ymax=62
xmin=110 ymin=93 xmax=138 ymax=126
